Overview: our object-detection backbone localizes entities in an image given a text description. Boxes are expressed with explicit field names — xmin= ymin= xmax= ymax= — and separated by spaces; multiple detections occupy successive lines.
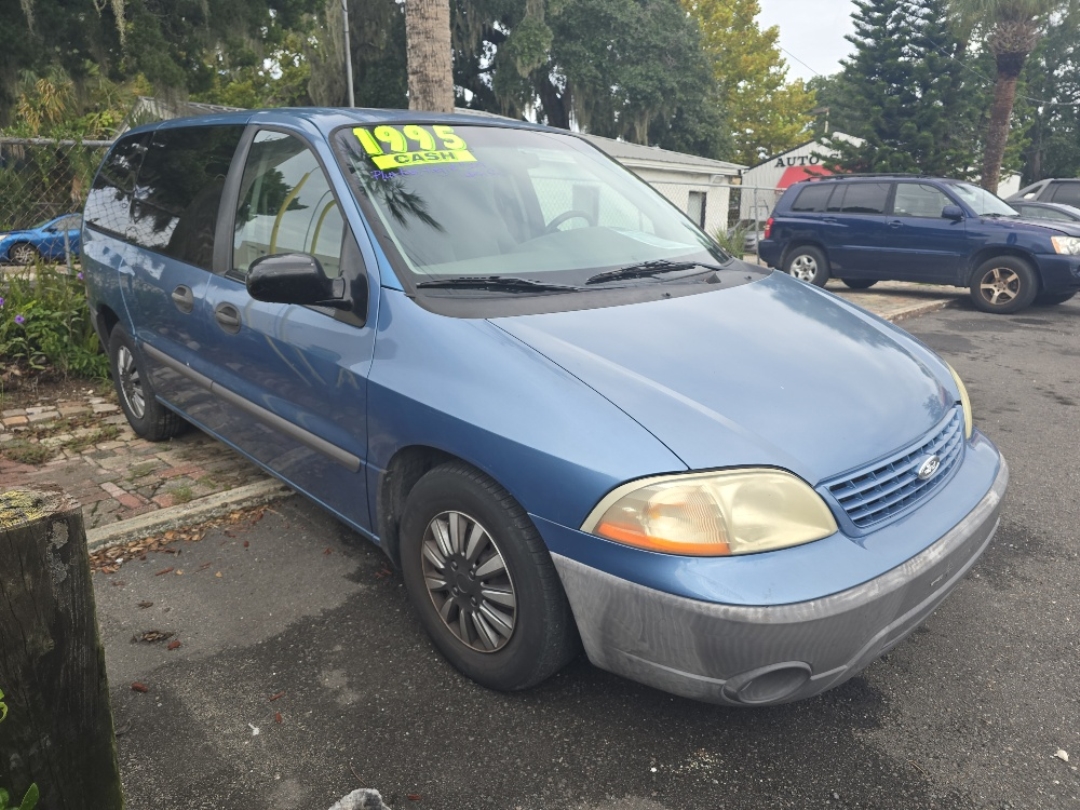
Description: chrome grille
xmin=823 ymin=408 xmax=965 ymax=530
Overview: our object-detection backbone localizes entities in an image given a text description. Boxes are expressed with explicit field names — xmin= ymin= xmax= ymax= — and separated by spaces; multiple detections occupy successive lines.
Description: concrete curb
xmin=86 ymin=478 xmax=293 ymax=552
xmin=882 ymin=297 xmax=956 ymax=323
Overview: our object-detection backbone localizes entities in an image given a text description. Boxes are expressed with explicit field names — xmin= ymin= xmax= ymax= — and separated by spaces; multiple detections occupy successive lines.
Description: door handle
xmin=888 ymin=220 xmax=903 ymax=228
xmin=214 ymin=302 xmax=242 ymax=335
xmin=171 ymin=285 xmax=195 ymax=314
xmin=822 ymin=216 xmax=838 ymax=224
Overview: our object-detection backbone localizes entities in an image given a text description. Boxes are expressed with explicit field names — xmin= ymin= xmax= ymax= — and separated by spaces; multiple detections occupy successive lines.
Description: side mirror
xmin=941 ymin=205 xmax=964 ymax=221
xmin=246 ymin=253 xmax=352 ymax=310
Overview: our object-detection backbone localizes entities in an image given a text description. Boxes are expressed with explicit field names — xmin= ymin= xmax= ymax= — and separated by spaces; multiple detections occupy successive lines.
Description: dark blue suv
xmin=757 ymin=175 xmax=1080 ymax=313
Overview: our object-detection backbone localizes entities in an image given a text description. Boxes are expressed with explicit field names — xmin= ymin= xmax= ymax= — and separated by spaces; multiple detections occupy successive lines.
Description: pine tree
xmin=827 ymin=0 xmax=982 ymax=176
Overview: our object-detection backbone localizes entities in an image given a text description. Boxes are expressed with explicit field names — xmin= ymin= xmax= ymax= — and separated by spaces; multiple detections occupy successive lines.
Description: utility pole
xmin=342 ymin=0 xmax=355 ymax=107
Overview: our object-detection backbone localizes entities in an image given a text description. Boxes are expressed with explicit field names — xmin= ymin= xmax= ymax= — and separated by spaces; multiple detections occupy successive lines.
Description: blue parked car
xmin=82 ymin=111 xmax=1007 ymax=706
xmin=757 ymin=175 xmax=1080 ymax=313
xmin=0 ymin=213 xmax=82 ymax=264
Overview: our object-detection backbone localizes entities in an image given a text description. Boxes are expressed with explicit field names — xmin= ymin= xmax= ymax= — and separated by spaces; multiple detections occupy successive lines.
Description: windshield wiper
xmin=416 ymin=275 xmax=579 ymax=293
xmin=585 ymin=259 xmax=723 ymax=286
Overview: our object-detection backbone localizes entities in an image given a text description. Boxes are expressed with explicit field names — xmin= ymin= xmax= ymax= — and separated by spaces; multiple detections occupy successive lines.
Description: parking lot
xmin=89 ymin=296 xmax=1080 ymax=810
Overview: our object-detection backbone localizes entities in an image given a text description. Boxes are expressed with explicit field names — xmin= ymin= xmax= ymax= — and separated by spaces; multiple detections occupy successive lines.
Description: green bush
xmin=0 ymin=688 xmax=39 ymax=810
xmin=0 ymin=263 xmax=108 ymax=380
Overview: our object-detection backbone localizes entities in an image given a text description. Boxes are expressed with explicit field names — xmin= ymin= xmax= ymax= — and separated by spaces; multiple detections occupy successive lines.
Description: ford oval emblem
xmin=917 ymin=455 xmax=941 ymax=481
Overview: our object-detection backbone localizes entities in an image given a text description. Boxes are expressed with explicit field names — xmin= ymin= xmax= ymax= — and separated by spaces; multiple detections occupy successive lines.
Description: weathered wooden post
xmin=0 ymin=489 xmax=124 ymax=809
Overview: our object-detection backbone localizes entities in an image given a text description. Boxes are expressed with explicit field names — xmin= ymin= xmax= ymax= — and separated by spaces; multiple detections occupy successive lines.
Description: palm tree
xmin=948 ymin=0 xmax=1068 ymax=192
xmin=405 ymin=0 xmax=454 ymax=112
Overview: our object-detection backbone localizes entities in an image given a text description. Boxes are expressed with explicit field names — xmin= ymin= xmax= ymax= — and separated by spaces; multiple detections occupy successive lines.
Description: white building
xmin=581 ymin=134 xmax=744 ymax=236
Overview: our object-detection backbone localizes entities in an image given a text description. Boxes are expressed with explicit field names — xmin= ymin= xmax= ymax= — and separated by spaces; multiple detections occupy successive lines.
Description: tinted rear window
xmin=789 ymin=184 xmax=834 ymax=213
xmin=837 ymin=182 xmax=890 ymax=214
xmin=84 ymin=132 xmax=149 ymax=238
xmin=129 ymin=125 xmax=245 ymax=270
xmin=1051 ymin=183 xmax=1080 ymax=207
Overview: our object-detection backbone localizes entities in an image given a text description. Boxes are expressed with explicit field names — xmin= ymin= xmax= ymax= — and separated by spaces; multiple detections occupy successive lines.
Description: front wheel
xmin=969 ymin=256 xmax=1038 ymax=314
xmin=9 ymin=243 xmax=38 ymax=265
xmin=108 ymin=326 xmax=187 ymax=441
xmin=784 ymin=246 xmax=829 ymax=287
xmin=399 ymin=462 xmax=579 ymax=691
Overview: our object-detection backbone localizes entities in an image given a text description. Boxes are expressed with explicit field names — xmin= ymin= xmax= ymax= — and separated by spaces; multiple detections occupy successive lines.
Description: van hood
xmin=492 ymin=272 xmax=954 ymax=485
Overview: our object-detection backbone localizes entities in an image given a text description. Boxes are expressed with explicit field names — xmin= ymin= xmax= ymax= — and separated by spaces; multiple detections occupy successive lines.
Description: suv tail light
xmin=764 ymin=217 xmax=774 ymax=239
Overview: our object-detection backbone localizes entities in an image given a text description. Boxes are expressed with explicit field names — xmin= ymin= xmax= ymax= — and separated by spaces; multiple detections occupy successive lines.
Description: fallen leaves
xmin=89 ymin=505 xmax=268 ymax=573
xmin=167 ymin=640 xmax=181 ymax=651
xmin=130 ymin=682 xmax=149 ymax=693
xmin=269 ymin=691 xmax=286 ymax=702
xmin=133 ymin=630 xmax=173 ymax=644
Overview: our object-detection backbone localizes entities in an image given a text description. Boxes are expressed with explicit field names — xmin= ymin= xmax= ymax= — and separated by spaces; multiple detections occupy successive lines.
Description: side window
xmin=84 ymin=132 xmax=148 ymax=238
xmin=233 ymin=131 xmax=345 ymax=279
xmin=129 ymin=125 xmax=245 ymax=270
xmin=892 ymin=184 xmax=952 ymax=217
xmin=790 ymin=184 xmax=833 ymax=213
xmin=1051 ymin=183 xmax=1080 ymax=207
xmin=839 ymin=183 xmax=889 ymax=214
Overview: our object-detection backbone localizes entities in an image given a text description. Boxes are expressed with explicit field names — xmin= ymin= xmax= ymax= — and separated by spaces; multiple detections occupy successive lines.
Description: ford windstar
xmin=82 ymin=110 xmax=1007 ymax=706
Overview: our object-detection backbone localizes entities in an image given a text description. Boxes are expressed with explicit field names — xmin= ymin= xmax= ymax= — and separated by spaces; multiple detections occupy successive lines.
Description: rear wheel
xmin=969 ymin=256 xmax=1038 ymax=314
xmin=399 ymin=462 xmax=579 ymax=691
xmin=108 ymin=326 xmax=187 ymax=441
xmin=9 ymin=243 xmax=38 ymax=265
xmin=784 ymin=245 xmax=829 ymax=287
xmin=841 ymin=278 xmax=878 ymax=290
xmin=1033 ymin=291 xmax=1076 ymax=306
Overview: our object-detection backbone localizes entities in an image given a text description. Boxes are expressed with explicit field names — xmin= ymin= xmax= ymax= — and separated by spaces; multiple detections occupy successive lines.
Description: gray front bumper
xmin=553 ymin=459 xmax=1008 ymax=706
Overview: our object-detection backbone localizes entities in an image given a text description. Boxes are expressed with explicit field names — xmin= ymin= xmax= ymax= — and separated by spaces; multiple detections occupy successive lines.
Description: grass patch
xmin=170 ymin=485 xmax=193 ymax=504
xmin=126 ymin=461 xmax=160 ymax=482
xmin=0 ymin=440 xmax=54 ymax=465
xmin=63 ymin=425 xmax=121 ymax=454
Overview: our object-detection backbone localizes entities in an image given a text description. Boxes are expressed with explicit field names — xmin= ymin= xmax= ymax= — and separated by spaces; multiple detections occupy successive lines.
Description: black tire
xmin=841 ymin=278 xmax=878 ymax=290
xmin=399 ymin=462 xmax=579 ymax=691
xmin=9 ymin=242 xmax=38 ymax=265
xmin=1033 ymin=290 xmax=1076 ymax=306
xmin=784 ymin=245 xmax=829 ymax=287
xmin=969 ymin=256 xmax=1038 ymax=314
xmin=108 ymin=326 xmax=187 ymax=441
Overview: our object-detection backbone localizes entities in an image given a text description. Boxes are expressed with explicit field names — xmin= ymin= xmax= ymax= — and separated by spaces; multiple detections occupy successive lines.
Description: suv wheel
xmin=969 ymin=256 xmax=1038 ymax=314
xmin=784 ymin=246 xmax=829 ymax=287
xmin=841 ymin=279 xmax=877 ymax=290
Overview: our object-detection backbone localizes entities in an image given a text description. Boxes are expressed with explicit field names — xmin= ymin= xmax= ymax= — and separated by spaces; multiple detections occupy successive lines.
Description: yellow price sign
xmin=354 ymin=124 xmax=477 ymax=170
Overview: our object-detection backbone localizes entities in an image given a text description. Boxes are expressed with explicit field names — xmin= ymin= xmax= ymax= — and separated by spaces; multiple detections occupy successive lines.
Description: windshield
xmin=333 ymin=124 xmax=728 ymax=288
xmin=946 ymin=181 xmax=1018 ymax=217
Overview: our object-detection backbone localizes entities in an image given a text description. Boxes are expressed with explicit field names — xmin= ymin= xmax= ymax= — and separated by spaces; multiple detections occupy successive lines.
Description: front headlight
xmin=581 ymin=469 xmax=837 ymax=556
xmin=1051 ymin=236 xmax=1080 ymax=256
xmin=945 ymin=363 xmax=974 ymax=439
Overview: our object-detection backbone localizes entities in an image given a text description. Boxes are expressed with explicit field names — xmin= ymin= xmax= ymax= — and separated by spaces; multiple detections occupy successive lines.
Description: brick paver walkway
xmin=0 ymin=396 xmax=270 ymax=531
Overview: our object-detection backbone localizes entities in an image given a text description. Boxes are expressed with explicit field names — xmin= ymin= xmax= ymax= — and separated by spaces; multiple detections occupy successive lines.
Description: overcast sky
xmin=757 ymin=0 xmax=858 ymax=82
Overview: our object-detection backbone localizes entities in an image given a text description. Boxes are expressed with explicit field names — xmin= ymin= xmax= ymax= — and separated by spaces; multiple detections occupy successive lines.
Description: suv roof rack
xmin=805 ymin=173 xmax=936 ymax=181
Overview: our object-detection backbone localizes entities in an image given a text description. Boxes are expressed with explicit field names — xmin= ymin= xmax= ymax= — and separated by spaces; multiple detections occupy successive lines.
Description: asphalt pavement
xmin=7 ymin=280 xmax=1080 ymax=808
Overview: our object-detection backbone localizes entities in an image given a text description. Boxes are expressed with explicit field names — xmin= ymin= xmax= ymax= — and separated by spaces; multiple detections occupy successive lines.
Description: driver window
xmin=233 ymin=131 xmax=345 ymax=279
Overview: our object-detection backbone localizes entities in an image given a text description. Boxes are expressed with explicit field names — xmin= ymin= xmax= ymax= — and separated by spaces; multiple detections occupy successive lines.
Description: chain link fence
xmin=0 ymin=137 xmax=113 ymax=266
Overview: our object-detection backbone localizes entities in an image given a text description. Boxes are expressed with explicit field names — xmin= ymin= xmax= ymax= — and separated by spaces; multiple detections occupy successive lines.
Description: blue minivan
xmin=758 ymin=175 xmax=1080 ymax=313
xmin=82 ymin=111 xmax=1007 ymax=706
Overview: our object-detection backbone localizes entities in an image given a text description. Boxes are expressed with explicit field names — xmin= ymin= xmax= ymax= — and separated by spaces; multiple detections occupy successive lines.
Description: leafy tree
xmin=946 ymin=0 xmax=1075 ymax=191
xmin=680 ymin=0 xmax=815 ymax=166
xmin=453 ymin=0 xmax=730 ymax=158
xmin=826 ymin=0 xmax=983 ymax=177
xmin=1013 ymin=7 xmax=1080 ymax=181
